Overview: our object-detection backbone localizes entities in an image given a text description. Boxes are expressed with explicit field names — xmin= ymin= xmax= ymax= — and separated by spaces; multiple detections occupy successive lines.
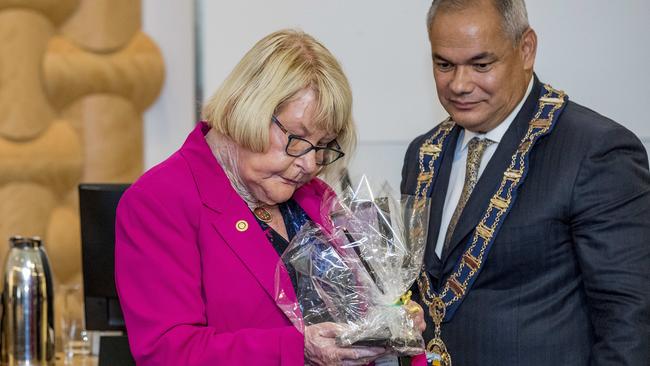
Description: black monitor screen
xmin=79 ymin=183 xmax=130 ymax=331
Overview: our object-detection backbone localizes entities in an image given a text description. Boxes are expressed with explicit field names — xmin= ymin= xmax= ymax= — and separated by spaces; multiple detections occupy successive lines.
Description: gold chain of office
xmin=411 ymin=84 xmax=566 ymax=365
xmin=416 ymin=84 xmax=566 ymax=309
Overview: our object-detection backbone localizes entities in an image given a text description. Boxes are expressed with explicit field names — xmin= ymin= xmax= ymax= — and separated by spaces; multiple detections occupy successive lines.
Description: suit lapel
xmin=292 ymin=178 xmax=332 ymax=230
xmin=180 ymin=122 xmax=299 ymax=316
xmin=213 ymin=180 xmax=330 ymax=316
xmin=211 ymin=210 xmax=298 ymax=307
xmin=440 ymin=78 xmax=544 ymax=270
xmin=425 ymin=126 xmax=462 ymax=282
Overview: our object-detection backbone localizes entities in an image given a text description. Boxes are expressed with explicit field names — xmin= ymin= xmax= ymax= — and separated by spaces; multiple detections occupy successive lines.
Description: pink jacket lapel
xmin=180 ymin=122 xmax=333 ymax=321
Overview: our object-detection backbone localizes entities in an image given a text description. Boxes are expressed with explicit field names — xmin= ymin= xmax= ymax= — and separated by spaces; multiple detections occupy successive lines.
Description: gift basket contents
xmin=275 ymin=176 xmax=430 ymax=355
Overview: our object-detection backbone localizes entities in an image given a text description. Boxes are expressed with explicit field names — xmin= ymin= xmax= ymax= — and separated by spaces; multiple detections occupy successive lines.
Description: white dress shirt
xmin=434 ymin=77 xmax=534 ymax=258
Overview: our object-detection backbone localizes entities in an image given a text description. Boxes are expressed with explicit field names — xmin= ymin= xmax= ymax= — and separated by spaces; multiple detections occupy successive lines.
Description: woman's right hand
xmin=304 ymin=322 xmax=386 ymax=366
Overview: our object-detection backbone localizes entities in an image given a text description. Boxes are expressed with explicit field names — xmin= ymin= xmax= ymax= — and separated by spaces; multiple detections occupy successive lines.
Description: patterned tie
xmin=443 ymin=137 xmax=495 ymax=254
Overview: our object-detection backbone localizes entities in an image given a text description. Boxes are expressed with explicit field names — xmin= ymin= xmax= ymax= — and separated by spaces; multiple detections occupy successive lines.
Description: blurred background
xmin=0 ymin=0 xmax=648 ymax=355
xmin=147 ymin=0 xmax=650 ymax=190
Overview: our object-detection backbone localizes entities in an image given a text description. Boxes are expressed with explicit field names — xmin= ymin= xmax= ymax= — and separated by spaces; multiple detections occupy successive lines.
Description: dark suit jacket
xmin=401 ymin=77 xmax=650 ymax=365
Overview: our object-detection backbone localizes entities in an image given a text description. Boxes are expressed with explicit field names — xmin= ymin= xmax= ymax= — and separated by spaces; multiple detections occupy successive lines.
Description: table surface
xmin=54 ymin=353 xmax=98 ymax=366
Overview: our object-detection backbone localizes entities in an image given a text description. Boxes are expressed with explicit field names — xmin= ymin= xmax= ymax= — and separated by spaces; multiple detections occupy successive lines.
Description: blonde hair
xmin=202 ymin=29 xmax=356 ymax=174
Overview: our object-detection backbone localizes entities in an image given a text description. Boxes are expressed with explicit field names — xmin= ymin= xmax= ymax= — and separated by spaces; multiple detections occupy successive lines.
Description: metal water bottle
xmin=1 ymin=236 xmax=55 ymax=366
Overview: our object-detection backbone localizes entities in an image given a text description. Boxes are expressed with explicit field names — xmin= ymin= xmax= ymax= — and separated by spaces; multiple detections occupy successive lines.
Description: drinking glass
xmin=60 ymin=284 xmax=91 ymax=363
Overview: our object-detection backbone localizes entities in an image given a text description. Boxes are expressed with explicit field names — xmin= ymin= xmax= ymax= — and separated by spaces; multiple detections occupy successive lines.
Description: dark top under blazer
xmin=401 ymin=76 xmax=650 ymax=366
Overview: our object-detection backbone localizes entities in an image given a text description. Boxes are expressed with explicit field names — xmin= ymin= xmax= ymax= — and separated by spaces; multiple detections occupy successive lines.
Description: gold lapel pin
xmin=235 ymin=220 xmax=248 ymax=232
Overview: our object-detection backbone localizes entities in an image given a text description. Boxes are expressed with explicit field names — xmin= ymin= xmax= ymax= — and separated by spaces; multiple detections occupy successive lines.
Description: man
xmin=401 ymin=0 xmax=650 ymax=365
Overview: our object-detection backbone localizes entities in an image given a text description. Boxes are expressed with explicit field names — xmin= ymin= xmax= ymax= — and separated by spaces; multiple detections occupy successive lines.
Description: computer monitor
xmin=79 ymin=183 xmax=135 ymax=366
xmin=79 ymin=183 xmax=130 ymax=331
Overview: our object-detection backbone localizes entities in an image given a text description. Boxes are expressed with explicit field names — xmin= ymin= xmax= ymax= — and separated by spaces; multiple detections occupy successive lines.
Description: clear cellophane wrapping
xmin=275 ymin=177 xmax=430 ymax=355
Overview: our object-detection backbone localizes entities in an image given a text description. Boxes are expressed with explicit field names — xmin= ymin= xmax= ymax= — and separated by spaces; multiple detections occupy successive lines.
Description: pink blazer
xmin=115 ymin=123 xmax=331 ymax=365
xmin=116 ymin=123 xmax=428 ymax=366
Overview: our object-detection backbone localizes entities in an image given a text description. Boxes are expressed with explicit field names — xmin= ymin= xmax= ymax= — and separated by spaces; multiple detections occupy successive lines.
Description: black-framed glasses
xmin=272 ymin=115 xmax=345 ymax=166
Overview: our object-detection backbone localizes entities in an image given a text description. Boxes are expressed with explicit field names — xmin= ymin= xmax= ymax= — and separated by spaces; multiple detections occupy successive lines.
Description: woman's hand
xmin=304 ymin=322 xmax=386 ymax=366
xmin=405 ymin=300 xmax=426 ymax=333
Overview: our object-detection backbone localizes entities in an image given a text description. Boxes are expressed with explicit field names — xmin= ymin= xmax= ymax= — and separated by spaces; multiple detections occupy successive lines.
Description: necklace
xmin=253 ymin=206 xmax=273 ymax=223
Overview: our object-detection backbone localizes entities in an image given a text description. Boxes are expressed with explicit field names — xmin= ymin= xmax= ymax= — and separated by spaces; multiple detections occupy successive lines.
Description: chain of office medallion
xmin=417 ymin=84 xmax=566 ymax=308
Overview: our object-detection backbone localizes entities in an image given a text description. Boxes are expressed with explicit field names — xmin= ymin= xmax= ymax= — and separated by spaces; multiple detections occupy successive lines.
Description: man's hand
xmin=405 ymin=300 xmax=426 ymax=333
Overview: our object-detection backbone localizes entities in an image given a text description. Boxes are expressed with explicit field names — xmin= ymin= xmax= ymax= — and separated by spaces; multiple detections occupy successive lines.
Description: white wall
xmin=146 ymin=1 xmax=650 ymax=189
xmin=529 ymin=1 xmax=650 ymax=144
xmin=141 ymin=0 xmax=196 ymax=169
xmin=198 ymin=1 xmax=436 ymax=190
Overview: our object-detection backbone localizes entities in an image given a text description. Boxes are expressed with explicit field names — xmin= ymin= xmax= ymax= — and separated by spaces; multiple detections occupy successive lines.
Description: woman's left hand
xmin=404 ymin=300 xmax=426 ymax=333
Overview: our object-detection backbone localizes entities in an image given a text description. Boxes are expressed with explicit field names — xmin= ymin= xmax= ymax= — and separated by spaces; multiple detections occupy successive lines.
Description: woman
xmin=115 ymin=29 xmax=424 ymax=365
